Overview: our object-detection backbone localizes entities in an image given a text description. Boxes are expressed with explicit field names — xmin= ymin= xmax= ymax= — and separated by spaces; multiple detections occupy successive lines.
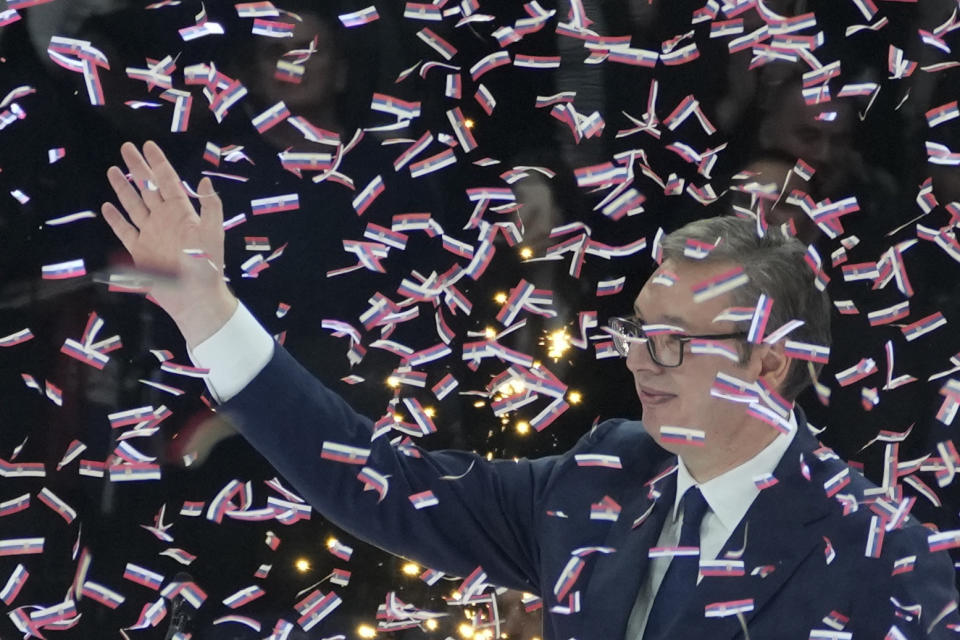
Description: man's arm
xmin=101 ymin=141 xmax=547 ymax=591
xmin=219 ymin=341 xmax=547 ymax=591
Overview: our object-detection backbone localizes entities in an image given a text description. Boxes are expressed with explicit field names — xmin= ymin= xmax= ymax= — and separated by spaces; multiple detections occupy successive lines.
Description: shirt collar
xmin=672 ymin=411 xmax=798 ymax=532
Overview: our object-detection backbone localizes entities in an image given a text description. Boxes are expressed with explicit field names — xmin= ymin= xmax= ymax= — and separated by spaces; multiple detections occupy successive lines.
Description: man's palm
xmin=102 ymin=141 xmax=235 ymax=343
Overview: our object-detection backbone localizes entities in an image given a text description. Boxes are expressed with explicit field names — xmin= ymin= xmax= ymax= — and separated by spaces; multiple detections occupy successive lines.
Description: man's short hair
xmin=659 ymin=216 xmax=832 ymax=401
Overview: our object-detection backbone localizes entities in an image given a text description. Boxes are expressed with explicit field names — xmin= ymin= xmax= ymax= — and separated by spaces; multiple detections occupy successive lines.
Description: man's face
xmin=250 ymin=15 xmax=345 ymax=113
xmin=626 ymin=259 xmax=766 ymax=460
xmin=765 ymin=90 xmax=855 ymax=195
xmin=737 ymin=157 xmax=820 ymax=243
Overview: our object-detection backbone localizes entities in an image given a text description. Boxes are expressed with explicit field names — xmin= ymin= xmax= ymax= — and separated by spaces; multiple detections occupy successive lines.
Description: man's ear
xmin=759 ymin=340 xmax=791 ymax=393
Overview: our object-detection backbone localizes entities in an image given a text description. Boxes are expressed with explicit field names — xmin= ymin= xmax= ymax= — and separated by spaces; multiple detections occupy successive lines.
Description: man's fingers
xmin=106 ymin=165 xmax=150 ymax=228
xmin=101 ymin=202 xmax=139 ymax=256
xmin=119 ymin=142 xmax=164 ymax=210
xmin=197 ymin=177 xmax=225 ymax=266
xmin=143 ymin=140 xmax=189 ymax=204
xmin=197 ymin=177 xmax=224 ymax=226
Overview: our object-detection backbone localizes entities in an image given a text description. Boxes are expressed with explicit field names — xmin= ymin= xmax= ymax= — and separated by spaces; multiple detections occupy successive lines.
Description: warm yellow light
xmin=519 ymin=246 xmax=533 ymax=259
xmin=485 ymin=452 xmax=493 ymax=460
xmin=567 ymin=390 xmax=582 ymax=404
xmin=393 ymin=413 xmax=403 ymax=423
xmin=494 ymin=292 xmax=508 ymax=304
xmin=401 ymin=562 xmax=420 ymax=576
xmin=459 ymin=623 xmax=475 ymax=638
xmin=387 ymin=376 xmax=400 ymax=388
xmin=484 ymin=326 xmax=497 ymax=339
xmin=424 ymin=406 xmax=436 ymax=417
xmin=516 ymin=421 xmax=530 ymax=435
xmin=357 ymin=623 xmax=377 ymax=638
xmin=464 ymin=118 xmax=475 ymax=129
xmin=425 ymin=619 xmax=439 ymax=630
xmin=326 ymin=537 xmax=337 ymax=548
xmin=294 ymin=558 xmax=311 ymax=572
xmin=497 ymin=378 xmax=526 ymax=397
xmin=473 ymin=400 xmax=486 ymax=408
xmin=546 ymin=329 xmax=572 ymax=360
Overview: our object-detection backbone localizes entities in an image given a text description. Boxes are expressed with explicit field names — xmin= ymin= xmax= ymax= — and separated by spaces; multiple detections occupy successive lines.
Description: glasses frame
xmin=607 ymin=315 xmax=750 ymax=368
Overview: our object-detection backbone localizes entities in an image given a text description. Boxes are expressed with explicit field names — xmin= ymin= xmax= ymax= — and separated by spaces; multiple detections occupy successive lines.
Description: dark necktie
xmin=642 ymin=486 xmax=710 ymax=640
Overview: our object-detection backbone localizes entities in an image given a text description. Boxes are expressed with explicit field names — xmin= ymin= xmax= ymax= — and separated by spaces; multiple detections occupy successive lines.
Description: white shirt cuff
xmin=189 ymin=302 xmax=274 ymax=403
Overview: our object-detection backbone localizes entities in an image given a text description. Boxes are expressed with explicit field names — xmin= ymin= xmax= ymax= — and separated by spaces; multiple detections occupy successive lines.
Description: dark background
xmin=1 ymin=0 xmax=959 ymax=637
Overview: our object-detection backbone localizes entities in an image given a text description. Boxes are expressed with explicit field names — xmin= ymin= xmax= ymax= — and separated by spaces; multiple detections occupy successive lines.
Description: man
xmin=102 ymin=141 xmax=959 ymax=639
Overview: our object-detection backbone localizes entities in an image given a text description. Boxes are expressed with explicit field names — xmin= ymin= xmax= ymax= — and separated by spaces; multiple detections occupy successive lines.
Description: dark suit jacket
xmin=221 ymin=344 xmax=960 ymax=639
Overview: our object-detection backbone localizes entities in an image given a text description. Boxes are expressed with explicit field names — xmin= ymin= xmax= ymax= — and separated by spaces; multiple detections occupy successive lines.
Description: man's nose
xmin=625 ymin=340 xmax=661 ymax=374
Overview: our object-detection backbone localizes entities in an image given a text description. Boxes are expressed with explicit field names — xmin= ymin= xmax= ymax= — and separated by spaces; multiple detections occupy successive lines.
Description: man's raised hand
xmin=102 ymin=141 xmax=237 ymax=348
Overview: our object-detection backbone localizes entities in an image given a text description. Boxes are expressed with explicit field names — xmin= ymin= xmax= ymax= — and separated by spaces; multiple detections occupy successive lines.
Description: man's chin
xmin=638 ymin=396 xmax=674 ymax=425
xmin=649 ymin=431 xmax=705 ymax=461
xmin=650 ymin=433 xmax=685 ymax=457
xmin=639 ymin=416 xmax=664 ymax=440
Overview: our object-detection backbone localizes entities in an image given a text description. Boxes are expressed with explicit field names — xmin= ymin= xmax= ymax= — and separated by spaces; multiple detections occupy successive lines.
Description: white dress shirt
xmin=189 ymin=302 xmax=274 ymax=403
xmin=191 ymin=303 xmax=799 ymax=640
xmin=625 ymin=415 xmax=796 ymax=639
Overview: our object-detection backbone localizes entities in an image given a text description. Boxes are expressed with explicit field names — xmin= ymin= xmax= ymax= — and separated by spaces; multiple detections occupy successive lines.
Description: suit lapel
xmin=580 ymin=461 xmax=678 ymax=640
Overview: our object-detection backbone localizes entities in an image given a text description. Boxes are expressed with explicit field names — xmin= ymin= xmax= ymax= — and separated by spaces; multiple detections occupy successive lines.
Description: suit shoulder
xmin=560 ymin=418 xmax=671 ymax=472
xmin=580 ymin=418 xmax=655 ymax=448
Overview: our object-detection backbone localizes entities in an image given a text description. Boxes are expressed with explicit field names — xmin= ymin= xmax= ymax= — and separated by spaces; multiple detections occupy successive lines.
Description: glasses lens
xmin=649 ymin=334 xmax=682 ymax=367
xmin=610 ymin=318 xmax=637 ymax=357
xmin=610 ymin=319 xmax=684 ymax=366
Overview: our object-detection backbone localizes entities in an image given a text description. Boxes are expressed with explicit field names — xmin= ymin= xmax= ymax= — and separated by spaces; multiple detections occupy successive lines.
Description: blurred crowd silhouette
xmin=1 ymin=0 xmax=959 ymax=637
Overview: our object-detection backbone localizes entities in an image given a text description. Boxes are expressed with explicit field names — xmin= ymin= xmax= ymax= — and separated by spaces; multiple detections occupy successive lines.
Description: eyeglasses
xmin=606 ymin=316 xmax=749 ymax=367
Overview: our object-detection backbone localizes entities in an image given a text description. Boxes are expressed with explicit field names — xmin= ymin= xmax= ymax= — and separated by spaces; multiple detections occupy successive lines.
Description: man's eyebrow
xmin=631 ymin=308 xmax=689 ymax=327
xmin=659 ymin=313 xmax=690 ymax=327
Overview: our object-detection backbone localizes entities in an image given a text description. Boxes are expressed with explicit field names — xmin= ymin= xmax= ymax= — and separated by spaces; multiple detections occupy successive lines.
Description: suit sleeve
xmin=891 ymin=526 xmax=960 ymax=638
xmin=855 ymin=523 xmax=960 ymax=638
xmin=218 ymin=343 xmax=557 ymax=593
